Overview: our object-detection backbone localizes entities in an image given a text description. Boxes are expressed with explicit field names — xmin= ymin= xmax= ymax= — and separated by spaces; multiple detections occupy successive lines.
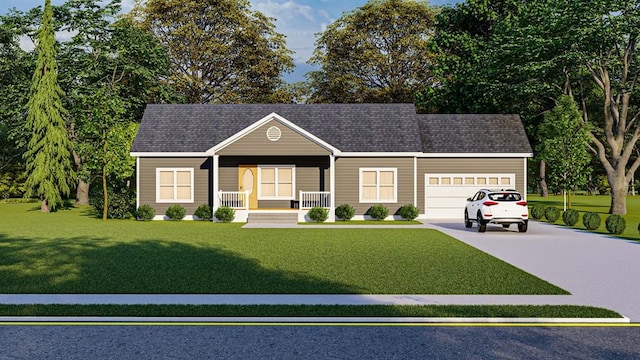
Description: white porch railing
xmin=218 ymin=191 xmax=249 ymax=210
xmin=299 ymin=191 xmax=331 ymax=209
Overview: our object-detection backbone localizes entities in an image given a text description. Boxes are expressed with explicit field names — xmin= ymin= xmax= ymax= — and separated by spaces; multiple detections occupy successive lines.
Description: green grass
xmin=0 ymin=305 xmax=622 ymax=318
xmin=528 ymin=194 xmax=640 ymax=241
xmin=299 ymin=220 xmax=422 ymax=225
xmin=0 ymin=202 xmax=566 ymax=295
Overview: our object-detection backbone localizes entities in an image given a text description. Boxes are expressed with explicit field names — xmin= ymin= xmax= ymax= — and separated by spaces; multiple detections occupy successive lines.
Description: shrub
xmin=605 ymin=215 xmax=626 ymax=235
xmin=544 ymin=206 xmax=560 ymax=223
xmin=89 ymin=183 xmax=135 ymax=219
xmin=582 ymin=212 xmax=601 ymax=230
xmin=530 ymin=204 xmax=546 ymax=220
xmin=562 ymin=209 xmax=580 ymax=227
xmin=398 ymin=204 xmax=419 ymax=221
xmin=214 ymin=206 xmax=235 ymax=223
xmin=308 ymin=206 xmax=329 ymax=222
xmin=335 ymin=204 xmax=355 ymax=221
xmin=638 ymin=222 xmax=640 ymax=234
xmin=165 ymin=204 xmax=186 ymax=221
xmin=194 ymin=204 xmax=212 ymax=221
xmin=136 ymin=205 xmax=155 ymax=221
xmin=368 ymin=204 xmax=389 ymax=221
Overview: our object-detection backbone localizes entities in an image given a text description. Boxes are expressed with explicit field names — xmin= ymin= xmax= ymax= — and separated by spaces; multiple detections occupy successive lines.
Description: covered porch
xmin=212 ymin=156 xmax=336 ymax=222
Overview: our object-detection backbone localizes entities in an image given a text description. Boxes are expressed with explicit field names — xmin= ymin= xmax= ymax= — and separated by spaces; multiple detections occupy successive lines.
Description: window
xmin=258 ymin=166 xmax=295 ymax=200
xmin=156 ymin=168 xmax=194 ymax=203
xmin=360 ymin=168 xmax=397 ymax=203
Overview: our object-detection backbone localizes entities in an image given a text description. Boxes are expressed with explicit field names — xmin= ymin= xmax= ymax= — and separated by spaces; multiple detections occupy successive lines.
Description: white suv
xmin=464 ymin=189 xmax=528 ymax=232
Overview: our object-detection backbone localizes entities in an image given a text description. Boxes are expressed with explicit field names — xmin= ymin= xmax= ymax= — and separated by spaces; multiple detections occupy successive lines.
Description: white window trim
xmin=156 ymin=168 xmax=195 ymax=203
xmin=257 ymin=165 xmax=296 ymax=200
xmin=359 ymin=168 xmax=398 ymax=203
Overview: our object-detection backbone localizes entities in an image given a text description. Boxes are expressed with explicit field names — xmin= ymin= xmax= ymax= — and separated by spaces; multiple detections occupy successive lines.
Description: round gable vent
xmin=266 ymin=126 xmax=282 ymax=141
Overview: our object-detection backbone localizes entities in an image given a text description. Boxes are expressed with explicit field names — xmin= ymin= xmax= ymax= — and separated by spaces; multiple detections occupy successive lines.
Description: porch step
xmin=247 ymin=212 xmax=298 ymax=224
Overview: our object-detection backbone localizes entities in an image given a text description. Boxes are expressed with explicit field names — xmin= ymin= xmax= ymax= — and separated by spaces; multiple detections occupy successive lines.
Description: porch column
xmin=329 ymin=154 xmax=336 ymax=222
xmin=213 ymin=155 xmax=220 ymax=210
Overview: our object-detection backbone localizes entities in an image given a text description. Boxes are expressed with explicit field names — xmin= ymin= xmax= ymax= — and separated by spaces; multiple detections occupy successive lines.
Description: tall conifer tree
xmin=23 ymin=0 xmax=75 ymax=212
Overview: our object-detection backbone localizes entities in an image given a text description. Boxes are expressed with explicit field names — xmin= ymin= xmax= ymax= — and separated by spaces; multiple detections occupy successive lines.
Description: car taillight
xmin=482 ymin=201 xmax=499 ymax=206
xmin=516 ymin=201 xmax=528 ymax=206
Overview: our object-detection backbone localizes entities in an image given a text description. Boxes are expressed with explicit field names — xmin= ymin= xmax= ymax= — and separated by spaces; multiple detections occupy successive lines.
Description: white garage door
xmin=424 ymin=174 xmax=515 ymax=219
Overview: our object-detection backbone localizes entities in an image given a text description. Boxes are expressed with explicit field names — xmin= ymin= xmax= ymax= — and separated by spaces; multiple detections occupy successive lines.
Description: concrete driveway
xmin=424 ymin=220 xmax=640 ymax=321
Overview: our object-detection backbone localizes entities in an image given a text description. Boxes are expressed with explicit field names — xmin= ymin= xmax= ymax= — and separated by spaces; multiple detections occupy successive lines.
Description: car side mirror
xmin=466 ymin=197 xmax=473 ymax=201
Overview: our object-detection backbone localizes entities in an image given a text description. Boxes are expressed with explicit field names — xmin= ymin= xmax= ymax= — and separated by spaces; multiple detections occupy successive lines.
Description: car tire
xmin=518 ymin=222 xmax=528 ymax=233
xmin=477 ymin=213 xmax=486 ymax=233
xmin=464 ymin=211 xmax=472 ymax=228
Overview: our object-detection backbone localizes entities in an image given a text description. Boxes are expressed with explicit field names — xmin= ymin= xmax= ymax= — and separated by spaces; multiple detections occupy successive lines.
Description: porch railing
xmin=218 ymin=191 xmax=249 ymax=210
xmin=299 ymin=191 xmax=331 ymax=209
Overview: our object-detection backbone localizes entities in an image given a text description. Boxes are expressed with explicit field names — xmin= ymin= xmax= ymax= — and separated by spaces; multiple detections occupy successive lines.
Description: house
xmin=130 ymin=104 xmax=533 ymax=221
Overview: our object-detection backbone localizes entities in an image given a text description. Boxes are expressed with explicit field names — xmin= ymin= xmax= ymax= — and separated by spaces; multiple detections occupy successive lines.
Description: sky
xmin=3 ymin=0 xmax=458 ymax=82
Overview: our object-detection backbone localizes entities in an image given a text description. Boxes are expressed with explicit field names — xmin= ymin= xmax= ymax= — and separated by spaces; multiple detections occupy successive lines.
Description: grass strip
xmin=0 ymin=305 xmax=621 ymax=318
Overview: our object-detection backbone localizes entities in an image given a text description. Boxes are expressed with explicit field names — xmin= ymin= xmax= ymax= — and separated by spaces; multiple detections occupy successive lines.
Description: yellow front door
xmin=238 ymin=165 xmax=258 ymax=209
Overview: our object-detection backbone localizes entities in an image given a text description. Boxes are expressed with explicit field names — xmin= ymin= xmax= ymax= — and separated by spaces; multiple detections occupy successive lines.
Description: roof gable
xmin=213 ymin=114 xmax=335 ymax=156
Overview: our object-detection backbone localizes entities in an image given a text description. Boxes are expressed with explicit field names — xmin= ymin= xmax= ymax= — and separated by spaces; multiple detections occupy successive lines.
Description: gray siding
xmin=334 ymin=157 xmax=415 ymax=215
xmin=416 ymin=158 xmax=526 ymax=213
xmin=217 ymin=119 xmax=331 ymax=156
xmin=138 ymin=157 xmax=210 ymax=215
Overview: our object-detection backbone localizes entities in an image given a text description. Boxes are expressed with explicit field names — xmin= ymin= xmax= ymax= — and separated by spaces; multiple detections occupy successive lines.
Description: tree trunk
xmin=539 ymin=160 xmax=549 ymax=197
xmin=76 ymin=179 xmax=90 ymax=205
xmin=609 ymin=176 xmax=628 ymax=215
xmin=41 ymin=199 xmax=50 ymax=213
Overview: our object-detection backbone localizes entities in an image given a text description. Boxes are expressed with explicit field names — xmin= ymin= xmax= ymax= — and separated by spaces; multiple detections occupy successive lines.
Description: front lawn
xmin=528 ymin=194 xmax=640 ymax=241
xmin=0 ymin=202 xmax=566 ymax=295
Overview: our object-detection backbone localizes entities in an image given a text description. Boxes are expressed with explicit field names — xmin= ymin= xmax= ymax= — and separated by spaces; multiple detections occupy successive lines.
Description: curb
xmin=0 ymin=316 xmax=631 ymax=325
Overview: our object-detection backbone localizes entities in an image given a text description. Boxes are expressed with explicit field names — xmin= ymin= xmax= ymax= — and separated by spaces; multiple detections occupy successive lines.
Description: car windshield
xmin=488 ymin=192 xmax=522 ymax=201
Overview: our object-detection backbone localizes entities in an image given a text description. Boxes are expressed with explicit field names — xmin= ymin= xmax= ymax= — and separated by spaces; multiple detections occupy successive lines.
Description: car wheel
xmin=518 ymin=222 xmax=528 ymax=233
xmin=477 ymin=213 xmax=486 ymax=233
xmin=464 ymin=210 xmax=472 ymax=228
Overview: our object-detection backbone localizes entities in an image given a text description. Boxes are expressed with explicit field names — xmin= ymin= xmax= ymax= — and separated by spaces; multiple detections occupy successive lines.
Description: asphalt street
xmin=0 ymin=325 xmax=639 ymax=359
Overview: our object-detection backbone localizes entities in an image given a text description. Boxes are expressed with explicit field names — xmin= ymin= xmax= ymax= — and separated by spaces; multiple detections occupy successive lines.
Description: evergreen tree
xmin=23 ymin=0 xmax=75 ymax=212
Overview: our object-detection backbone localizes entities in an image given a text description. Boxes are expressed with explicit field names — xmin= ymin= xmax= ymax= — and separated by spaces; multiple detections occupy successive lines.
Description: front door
xmin=238 ymin=165 xmax=258 ymax=209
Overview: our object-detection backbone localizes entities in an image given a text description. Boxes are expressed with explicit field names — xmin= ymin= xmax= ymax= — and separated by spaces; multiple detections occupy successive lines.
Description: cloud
xmin=252 ymin=1 xmax=315 ymax=22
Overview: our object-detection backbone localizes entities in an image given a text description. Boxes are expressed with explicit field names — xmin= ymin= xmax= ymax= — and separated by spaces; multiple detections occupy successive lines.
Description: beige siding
xmin=217 ymin=119 xmax=331 ymax=156
xmin=335 ymin=157 xmax=414 ymax=215
xmin=416 ymin=158 xmax=526 ymax=213
xmin=139 ymin=157 xmax=210 ymax=215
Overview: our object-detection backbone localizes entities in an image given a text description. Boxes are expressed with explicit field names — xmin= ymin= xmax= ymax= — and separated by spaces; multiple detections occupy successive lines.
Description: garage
xmin=424 ymin=174 xmax=515 ymax=219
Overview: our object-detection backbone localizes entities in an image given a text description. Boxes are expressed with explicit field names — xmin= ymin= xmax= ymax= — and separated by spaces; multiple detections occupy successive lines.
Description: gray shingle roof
xmin=417 ymin=114 xmax=532 ymax=154
xmin=131 ymin=104 xmax=532 ymax=155
xmin=131 ymin=103 xmax=423 ymax=153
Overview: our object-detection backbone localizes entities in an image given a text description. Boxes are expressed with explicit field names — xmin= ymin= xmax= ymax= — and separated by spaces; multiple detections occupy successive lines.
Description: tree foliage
xmin=537 ymin=95 xmax=592 ymax=195
xmin=133 ymin=0 xmax=294 ymax=104
xmin=23 ymin=0 xmax=75 ymax=212
xmin=309 ymin=0 xmax=436 ymax=103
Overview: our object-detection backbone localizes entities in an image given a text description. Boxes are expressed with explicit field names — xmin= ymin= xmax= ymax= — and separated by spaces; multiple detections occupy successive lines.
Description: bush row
xmin=307 ymin=203 xmax=420 ymax=223
xmin=531 ymin=204 xmax=630 ymax=235
xmin=134 ymin=204 xmax=235 ymax=222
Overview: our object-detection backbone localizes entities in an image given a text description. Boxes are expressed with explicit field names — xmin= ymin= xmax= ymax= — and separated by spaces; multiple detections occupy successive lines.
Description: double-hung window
xmin=156 ymin=168 xmax=194 ymax=203
xmin=360 ymin=168 xmax=397 ymax=203
xmin=258 ymin=166 xmax=295 ymax=200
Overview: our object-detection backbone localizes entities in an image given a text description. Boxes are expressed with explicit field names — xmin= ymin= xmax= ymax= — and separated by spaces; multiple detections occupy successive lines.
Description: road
xmin=0 ymin=324 xmax=638 ymax=359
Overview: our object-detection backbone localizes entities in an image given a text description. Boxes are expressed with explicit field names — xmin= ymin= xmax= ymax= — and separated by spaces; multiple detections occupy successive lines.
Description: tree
xmin=23 ymin=0 xmax=75 ymax=212
xmin=133 ymin=0 xmax=294 ymax=104
xmin=484 ymin=0 xmax=640 ymax=214
xmin=537 ymin=95 xmax=592 ymax=206
xmin=308 ymin=0 xmax=437 ymax=103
